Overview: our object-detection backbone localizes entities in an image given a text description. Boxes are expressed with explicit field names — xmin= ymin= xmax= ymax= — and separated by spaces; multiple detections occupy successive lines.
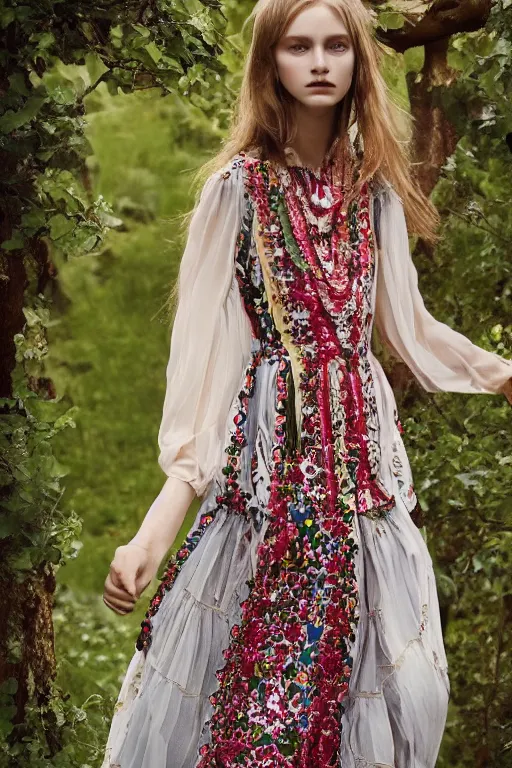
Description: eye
xmin=288 ymin=41 xmax=348 ymax=52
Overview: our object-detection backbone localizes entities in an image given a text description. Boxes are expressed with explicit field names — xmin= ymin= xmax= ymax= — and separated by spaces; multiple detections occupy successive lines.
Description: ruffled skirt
xmin=101 ymin=354 xmax=449 ymax=768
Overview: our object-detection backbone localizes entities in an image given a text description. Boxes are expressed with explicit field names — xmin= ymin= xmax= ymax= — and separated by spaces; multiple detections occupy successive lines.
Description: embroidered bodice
xmin=235 ymin=152 xmax=394 ymax=518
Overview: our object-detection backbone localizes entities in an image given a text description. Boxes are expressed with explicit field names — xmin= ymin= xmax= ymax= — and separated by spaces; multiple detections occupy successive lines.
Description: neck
xmin=288 ymin=103 xmax=338 ymax=169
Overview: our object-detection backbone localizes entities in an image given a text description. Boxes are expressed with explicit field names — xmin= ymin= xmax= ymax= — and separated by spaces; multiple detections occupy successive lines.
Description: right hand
xmin=501 ymin=375 xmax=512 ymax=406
xmin=103 ymin=543 xmax=160 ymax=615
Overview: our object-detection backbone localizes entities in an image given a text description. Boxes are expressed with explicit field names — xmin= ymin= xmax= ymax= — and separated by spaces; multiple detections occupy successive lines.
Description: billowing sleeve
xmin=157 ymin=158 xmax=253 ymax=497
xmin=374 ymin=183 xmax=512 ymax=395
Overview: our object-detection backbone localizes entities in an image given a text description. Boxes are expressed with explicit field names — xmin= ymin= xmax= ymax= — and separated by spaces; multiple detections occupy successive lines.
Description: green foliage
xmin=0 ymin=677 xmax=107 ymax=767
xmin=0 ymin=0 xmax=233 ymax=256
xmin=0 ymin=0 xmax=236 ymax=764
xmin=378 ymin=10 xmax=406 ymax=31
xmin=400 ymin=5 xmax=512 ymax=764
xmin=3 ymin=0 xmax=512 ymax=764
xmin=47 ymin=93 xmax=213 ymax=766
xmin=48 ymin=99 xmax=209 ymax=593
xmin=0 ymin=297 xmax=82 ymax=588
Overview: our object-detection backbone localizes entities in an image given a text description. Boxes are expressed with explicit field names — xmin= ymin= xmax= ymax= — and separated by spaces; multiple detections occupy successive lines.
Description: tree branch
xmin=376 ymin=0 xmax=493 ymax=52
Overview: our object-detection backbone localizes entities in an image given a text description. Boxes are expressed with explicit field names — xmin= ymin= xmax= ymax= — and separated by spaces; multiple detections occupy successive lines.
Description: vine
xmin=0 ymin=0 xmax=238 ymax=763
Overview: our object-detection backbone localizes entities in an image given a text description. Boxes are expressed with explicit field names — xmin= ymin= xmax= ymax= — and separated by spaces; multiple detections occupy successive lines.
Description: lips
xmin=307 ymin=82 xmax=335 ymax=87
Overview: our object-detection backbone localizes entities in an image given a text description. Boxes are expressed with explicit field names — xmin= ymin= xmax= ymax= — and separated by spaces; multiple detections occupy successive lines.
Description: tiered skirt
xmin=102 ymin=352 xmax=449 ymax=768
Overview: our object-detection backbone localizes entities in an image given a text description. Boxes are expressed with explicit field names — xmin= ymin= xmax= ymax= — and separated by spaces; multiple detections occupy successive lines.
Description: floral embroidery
xmin=136 ymin=151 xmax=418 ymax=765
xmin=196 ymin=155 xmax=397 ymax=766
xmin=136 ymin=345 xmax=262 ymax=653
xmin=197 ymin=355 xmax=359 ymax=767
xmin=245 ymin=156 xmax=395 ymax=519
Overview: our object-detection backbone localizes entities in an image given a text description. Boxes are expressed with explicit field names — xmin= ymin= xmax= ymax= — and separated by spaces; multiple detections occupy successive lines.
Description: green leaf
xmin=42 ymin=71 xmax=78 ymax=104
xmin=21 ymin=209 xmax=47 ymax=231
xmin=0 ymin=516 xmax=22 ymax=539
xmin=81 ymin=234 xmax=100 ymax=252
xmin=0 ymin=97 xmax=46 ymax=134
xmin=1 ymin=232 xmax=25 ymax=251
xmin=144 ymin=41 xmax=163 ymax=64
xmin=0 ymin=708 xmax=16 ymax=738
xmin=22 ymin=307 xmax=43 ymax=327
xmin=9 ymin=548 xmax=34 ymax=572
xmin=0 ymin=9 xmax=15 ymax=28
xmin=403 ymin=46 xmax=424 ymax=74
xmin=48 ymin=214 xmax=76 ymax=240
xmin=132 ymin=24 xmax=151 ymax=38
xmin=30 ymin=30 xmax=55 ymax=49
xmin=0 ymin=679 xmax=18 ymax=695
xmin=54 ymin=407 xmax=79 ymax=431
xmin=8 ymin=72 xmax=29 ymax=96
xmin=161 ymin=56 xmax=183 ymax=73
xmin=85 ymin=52 xmax=109 ymax=86
xmin=379 ymin=11 xmax=405 ymax=31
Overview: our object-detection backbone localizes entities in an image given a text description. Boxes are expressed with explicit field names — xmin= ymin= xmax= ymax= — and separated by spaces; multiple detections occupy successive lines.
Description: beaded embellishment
xmin=195 ymin=153 xmax=397 ymax=766
xmin=137 ymin=151 xmax=416 ymax=766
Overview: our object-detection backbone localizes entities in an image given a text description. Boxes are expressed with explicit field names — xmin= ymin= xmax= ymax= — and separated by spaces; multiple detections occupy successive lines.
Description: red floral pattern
xmin=197 ymin=355 xmax=358 ymax=767
xmin=196 ymin=155 xmax=395 ymax=766
xmin=138 ymin=152 xmax=404 ymax=763
xmin=135 ymin=346 xmax=262 ymax=653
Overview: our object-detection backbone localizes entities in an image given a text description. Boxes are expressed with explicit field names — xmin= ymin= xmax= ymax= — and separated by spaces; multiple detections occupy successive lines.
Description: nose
xmin=311 ymin=45 xmax=329 ymax=74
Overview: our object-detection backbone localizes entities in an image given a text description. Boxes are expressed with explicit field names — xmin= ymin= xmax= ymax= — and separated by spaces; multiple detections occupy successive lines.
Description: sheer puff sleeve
xmin=157 ymin=157 xmax=253 ymax=497
xmin=374 ymin=183 xmax=512 ymax=397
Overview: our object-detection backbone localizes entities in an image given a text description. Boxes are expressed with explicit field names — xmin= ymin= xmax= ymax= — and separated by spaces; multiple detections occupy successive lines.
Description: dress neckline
xmin=283 ymin=136 xmax=340 ymax=177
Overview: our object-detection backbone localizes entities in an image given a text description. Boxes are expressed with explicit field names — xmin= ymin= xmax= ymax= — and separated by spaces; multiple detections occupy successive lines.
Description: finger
xmin=104 ymin=591 xmax=137 ymax=611
xmin=112 ymin=559 xmax=139 ymax=598
xmin=105 ymin=574 xmax=136 ymax=603
xmin=109 ymin=565 xmax=137 ymax=598
xmin=136 ymin=577 xmax=151 ymax=596
xmin=103 ymin=596 xmax=133 ymax=615
xmin=103 ymin=596 xmax=127 ymax=614
xmin=103 ymin=587 xmax=135 ymax=610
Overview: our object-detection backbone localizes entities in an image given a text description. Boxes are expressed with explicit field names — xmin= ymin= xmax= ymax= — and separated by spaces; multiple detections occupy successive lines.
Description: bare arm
xmin=103 ymin=477 xmax=196 ymax=615
xmin=128 ymin=476 xmax=196 ymax=565
xmin=103 ymin=157 xmax=252 ymax=616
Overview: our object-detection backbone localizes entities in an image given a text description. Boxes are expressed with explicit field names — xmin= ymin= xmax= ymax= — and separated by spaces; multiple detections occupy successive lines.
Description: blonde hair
xmin=205 ymin=0 xmax=437 ymax=234
xmin=167 ymin=0 xmax=439 ymax=315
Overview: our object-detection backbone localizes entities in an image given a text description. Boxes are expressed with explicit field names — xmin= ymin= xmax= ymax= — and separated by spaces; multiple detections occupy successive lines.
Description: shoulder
xmin=196 ymin=155 xmax=247 ymax=208
xmin=221 ymin=149 xmax=263 ymax=175
xmin=196 ymin=153 xmax=259 ymax=225
xmin=206 ymin=150 xmax=263 ymax=204
xmin=220 ymin=153 xmax=248 ymax=177
xmin=201 ymin=153 xmax=251 ymax=196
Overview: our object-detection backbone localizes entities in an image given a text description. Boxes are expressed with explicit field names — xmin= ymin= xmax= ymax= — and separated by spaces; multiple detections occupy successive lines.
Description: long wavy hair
xmin=203 ymin=0 xmax=438 ymax=232
xmin=167 ymin=0 xmax=439 ymax=314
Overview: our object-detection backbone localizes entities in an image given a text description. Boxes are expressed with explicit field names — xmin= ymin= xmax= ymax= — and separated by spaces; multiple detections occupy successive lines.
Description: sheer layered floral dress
xmin=101 ymin=143 xmax=512 ymax=768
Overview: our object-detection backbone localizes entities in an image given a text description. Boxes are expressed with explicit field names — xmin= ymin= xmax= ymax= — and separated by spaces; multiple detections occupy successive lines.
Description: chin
xmin=299 ymin=95 xmax=340 ymax=107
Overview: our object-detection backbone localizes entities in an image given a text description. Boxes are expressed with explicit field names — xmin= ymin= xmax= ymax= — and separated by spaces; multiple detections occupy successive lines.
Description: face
xmin=274 ymin=2 xmax=355 ymax=110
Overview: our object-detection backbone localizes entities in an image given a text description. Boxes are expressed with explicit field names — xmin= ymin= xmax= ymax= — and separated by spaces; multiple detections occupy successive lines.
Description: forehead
xmin=283 ymin=3 xmax=349 ymax=37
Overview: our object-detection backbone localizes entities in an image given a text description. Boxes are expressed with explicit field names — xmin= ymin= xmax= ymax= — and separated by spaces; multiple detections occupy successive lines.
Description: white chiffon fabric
xmin=159 ymin=165 xmax=512 ymax=496
xmin=374 ymin=183 xmax=512 ymax=396
xmin=157 ymin=168 xmax=253 ymax=497
xmin=102 ymin=156 xmax=512 ymax=768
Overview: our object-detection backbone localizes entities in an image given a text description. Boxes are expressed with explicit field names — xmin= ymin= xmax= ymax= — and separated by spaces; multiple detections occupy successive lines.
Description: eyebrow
xmin=283 ymin=33 xmax=351 ymax=43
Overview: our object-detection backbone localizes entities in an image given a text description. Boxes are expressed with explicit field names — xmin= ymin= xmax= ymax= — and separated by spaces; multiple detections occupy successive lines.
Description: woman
xmin=101 ymin=1 xmax=512 ymax=766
